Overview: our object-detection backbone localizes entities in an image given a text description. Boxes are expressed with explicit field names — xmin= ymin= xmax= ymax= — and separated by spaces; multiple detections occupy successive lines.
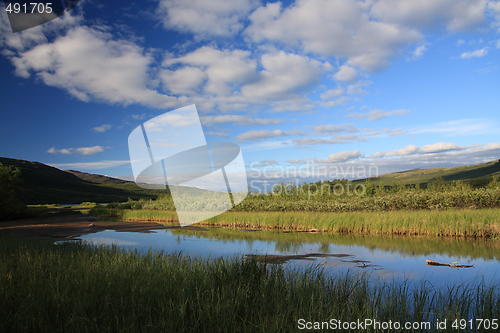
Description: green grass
xmin=91 ymin=207 xmax=500 ymax=238
xmin=360 ymin=159 xmax=500 ymax=188
xmin=1 ymin=236 xmax=499 ymax=332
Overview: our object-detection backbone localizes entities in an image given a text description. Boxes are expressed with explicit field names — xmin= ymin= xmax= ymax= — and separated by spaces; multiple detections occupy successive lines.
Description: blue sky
xmin=1 ymin=0 xmax=499 ymax=190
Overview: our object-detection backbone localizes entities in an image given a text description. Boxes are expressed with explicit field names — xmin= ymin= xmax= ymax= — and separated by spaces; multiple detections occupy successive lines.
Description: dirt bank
xmin=0 ymin=216 xmax=205 ymax=240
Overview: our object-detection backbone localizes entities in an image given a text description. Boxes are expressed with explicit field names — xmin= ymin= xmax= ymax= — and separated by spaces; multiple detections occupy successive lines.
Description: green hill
xmin=2 ymin=157 xmax=499 ymax=205
xmin=360 ymin=159 xmax=500 ymax=188
xmin=0 ymin=157 xmax=165 ymax=205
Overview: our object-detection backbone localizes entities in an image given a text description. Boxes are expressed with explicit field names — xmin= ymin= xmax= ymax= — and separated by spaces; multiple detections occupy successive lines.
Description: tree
xmin=0 ymin=163 xmax=28 ymax=220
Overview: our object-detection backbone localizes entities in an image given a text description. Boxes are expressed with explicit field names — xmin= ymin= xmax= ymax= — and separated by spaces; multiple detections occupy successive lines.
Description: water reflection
xmin=79 ymin=227 xmax=500 ymax=288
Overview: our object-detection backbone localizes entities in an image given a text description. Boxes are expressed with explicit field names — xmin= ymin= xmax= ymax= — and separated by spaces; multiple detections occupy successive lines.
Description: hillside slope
xmin=361 ymin=159 xmax=500 ymax=187
xmin=0 ymin=157 xmax=164 ymax=204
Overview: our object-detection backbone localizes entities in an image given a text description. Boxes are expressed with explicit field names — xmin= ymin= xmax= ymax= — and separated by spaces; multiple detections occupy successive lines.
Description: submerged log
xmin=426 ymin=260 xmax=474 ymax=268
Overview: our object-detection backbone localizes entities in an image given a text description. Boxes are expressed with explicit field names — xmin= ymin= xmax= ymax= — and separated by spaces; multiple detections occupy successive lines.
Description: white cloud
xmin=346 ymin=109 xmax=409 ymax=121
xmin=497 ymin=39 xmax=500 ymax=49
xmin=163 ymin=46 xmax=257 ymax=97
xmin=387 ymin=129 xmax=407 ymax=136
xmin=201 ymin=115 xmax=281 ymax=126
xmin=346 ymin=81 xmax=372 ymax=95
xmin=159 ymin=66 xmax=206 ymax=96
xmin=241 ymin=51 xmax=324 ymax=100
xmin=315 ymin=123 xmax=358 ymax=135
xmin=369 ymin=145 xmax=419 ymax=158
xmin=413 ymin=45 xmax=427 ymax=58
xmin=315 ymin=150 xmax=364 ymax=163
xmin=461 ymin=47 xmax=488 ymax=58
xmin=92 ymin=124 xmax=112 ymax=132
xmin=333 ymin=64 xmax=358 ymax=82
xmin=236 ymin=129 xmax=304 ymax=142
xmin=47 ymin=146 xmax=106 ymax=155
xmin=248 ymin=142 xmax=500 ymax=184
xmin=157 ymin=0 xmax=259 ymax=37
xmin=292 ymin=138 xmax=346 ymax=146
xmin=11 ymin=27 xmax=178 ymax=108
xmin=368 ymin=109 xmax=409 ymax=121
xmin=245 ymin=0 xmax=422 ymax=72
xmin=247 ymin=159 xmax=280 ymax=167
xmin=320 ymin=87 xmax=344 ymax=100
xmin=370 ymin=0 xmax=489 ymax=33
xmin=418 ymin=142 xmax=475 ymax=154
xmin=47 ymin=147 xmax=72 ymax=155
xmin=456 ymin=39 xmax=465 ymax=45
xmin=74 ymin=146 xmax=106 ymax=155
xmin=206 ymin=131 xmax=229 ymax=138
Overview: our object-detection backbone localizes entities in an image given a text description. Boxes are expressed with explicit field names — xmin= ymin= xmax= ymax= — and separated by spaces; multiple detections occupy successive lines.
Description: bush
xmin=0 ymin=163 xmax=31 ymax=220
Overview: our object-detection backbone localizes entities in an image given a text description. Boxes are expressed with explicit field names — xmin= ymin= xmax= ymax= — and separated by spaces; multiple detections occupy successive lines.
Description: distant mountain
xmin=0 ymin=157 xmax=164 ymax=205
xmin=360 ymin=159 xmax=500 ymax=187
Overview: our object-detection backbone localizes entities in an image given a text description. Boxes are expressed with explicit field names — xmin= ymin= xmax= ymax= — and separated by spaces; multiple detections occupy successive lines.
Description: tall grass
xmin=91 ymin=207 xmax=500 ymax=238
xmin=1 ymin=236 xmax=498 ymax=332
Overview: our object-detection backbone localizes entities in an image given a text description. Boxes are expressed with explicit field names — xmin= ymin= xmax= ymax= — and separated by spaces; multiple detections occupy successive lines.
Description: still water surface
xmin=79 ymin=226 xmax=500 ymax=287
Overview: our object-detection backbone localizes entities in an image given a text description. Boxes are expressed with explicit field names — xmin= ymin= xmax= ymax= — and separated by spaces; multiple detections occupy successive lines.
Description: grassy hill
xmin=359 ymin=159 xmax=500 ymax=188
xmin=0 ymin=157 xmax=166 ymax=205
xmin=2 ymin=157 xmax=499 ymax=205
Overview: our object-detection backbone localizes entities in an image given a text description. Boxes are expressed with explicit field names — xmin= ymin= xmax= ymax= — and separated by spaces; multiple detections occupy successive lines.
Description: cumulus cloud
xmin=157 ymin=0 xmax=259 ymax=37
xmin=201 ymin=115 xmax=281 ymax=126
xmin=333 ymin=64 xmax=358 ymax=82
xmin=369 ymin=142 xmax=480 ymax=158
xmin=47 ymin=146 xmax=106 ymax=155
xmin=10 ymin=27 xmax=178 ymax=108
xmin=418 ymin=142 xmax=476 ymax=154
xmin=315 ymin=150 xmax=364 ymax=163
xmin=461 ymin=47 xmax=488 ymax=58
xmin=241 ymin=51 xmax=324 ymax=100
xmin=92 ymin=124 xmax=112 ymax=132
xmin=369 ymin=145 xmax=419 ymax=158
xmin=163 ymin=47 xmax=257 ymax=97
xmin=245 ymin=0 xmax=422 ymax=72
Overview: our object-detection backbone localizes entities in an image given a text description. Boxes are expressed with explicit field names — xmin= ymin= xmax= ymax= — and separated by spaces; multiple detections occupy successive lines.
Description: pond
xmin=78 ymin=226 xmax=500 ymax=288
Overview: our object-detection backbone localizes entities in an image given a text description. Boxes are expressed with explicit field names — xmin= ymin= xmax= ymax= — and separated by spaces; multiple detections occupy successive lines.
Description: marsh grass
xmin=1 ymin=236 xmax=499 ymax=332
xmin=91 ymin=207 xmax=500 ymax=238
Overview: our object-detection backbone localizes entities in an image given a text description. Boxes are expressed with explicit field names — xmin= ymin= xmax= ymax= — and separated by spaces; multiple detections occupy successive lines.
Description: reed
xmin=91 ymin=207 xmax=500 ymax=238
xmin=1 ymin=236 xmax=498 ymax=332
